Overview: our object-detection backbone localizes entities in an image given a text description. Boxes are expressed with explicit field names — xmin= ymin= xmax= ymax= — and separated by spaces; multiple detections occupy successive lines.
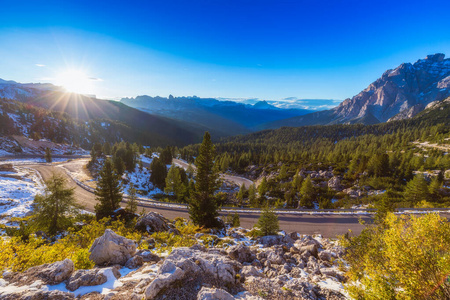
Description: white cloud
xmin=35 ymin=64 xmax=45 ymax=67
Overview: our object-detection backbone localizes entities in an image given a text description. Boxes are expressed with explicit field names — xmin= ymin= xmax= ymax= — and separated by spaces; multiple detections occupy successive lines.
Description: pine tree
xmin=91 ymin=142 xmax=103 ymax=159
xmin=165 ymin=164 xmax=181 ymax=194
xmin=102 ymin=142 xmax=111 ymax=155
xmin=33 ymin=173 xmax=80 ymax=235
xmin=189 ymin=132 xmax=221 ymax=228
xmin=159 ymin=147 xmax=173 ymax=165
xmin=150 ymin=157 xmax=167 ymax=189
xmin=44 ymin=147 xmax=52 ymax=163
xmin=236 ymin=183 xmax=247 ymax=206
xmin=248 ymin=184 xmax=258 ymax=207
xmin=232 ymin=212 xmax=240 ymax=227
xmin=292 ymin=173 xmax=303 ymax=192
xmin=278 ymin=164 xmax=288 ymax=180
xmin=429 ymin=175 xmax=442 ymax=198
xmin=186 ymin=164 xmax=195 ymax=179
xmin=404 ymin=174 xmax=430 ymax=205
xmin=258 ymin=177 xmax=268 ymax=197
xmin=113 ymin=155 xmax=125 ymax=175
xmin=126 ymin=183 xmax=138 ymax=214
xmin=94 ymin=160 xmax=123 ymax=219
xmin=165 ymin=165 xmax=188 ymax=202
xmin=256 ymin=206 xmax=279 ymax=236
xmin=124 ymin=146 xmax=135 ymax=172
xmin=299 ymin=176 xmax=315 ymax=208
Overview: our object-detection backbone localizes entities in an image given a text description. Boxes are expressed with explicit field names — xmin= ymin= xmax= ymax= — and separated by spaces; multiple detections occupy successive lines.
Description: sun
xmin=55 ymin=69 xmax=93 ymax=94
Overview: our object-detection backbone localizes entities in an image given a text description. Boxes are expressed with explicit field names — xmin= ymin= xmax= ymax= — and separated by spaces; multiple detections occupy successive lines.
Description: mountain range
xmin=120 ymin=96 xmax=312 ymax=136
xmin=262 ymin=53 xmax=450 ymax=129
xmin=0 ymin=80 xmax=207 ymax=146
xmin=0 ymin=53 xmax=449 ymax=147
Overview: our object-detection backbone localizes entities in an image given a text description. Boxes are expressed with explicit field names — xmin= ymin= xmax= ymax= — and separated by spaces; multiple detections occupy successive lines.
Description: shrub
xmin=341 ymin=213 xmax=450 ymax=299
xmin=150 ymin=231 xmax=196 ymax=253
xmin=0 ymin=217 xmax=142 ymax=273
xmin=226 ymin=213 xmax=240 ymax=227
xmin=231 ymin=213 xmax=240 ymax=227
xmin=256 ymin=206 xmax=279 ymax=236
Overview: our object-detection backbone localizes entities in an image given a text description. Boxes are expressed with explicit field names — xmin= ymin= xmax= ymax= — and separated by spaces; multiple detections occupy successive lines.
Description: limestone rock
xmin=135 ymin=212 xmax=169 ymax=233
xmin=197 ymin=287 xmax=234 ymax=300
xmin=3 ymin=259 xmax=74 ymax=286
xmin=144 ymin=261 xmax=185 ymax=299
xmin=11 ymin=290 xmax=75 ymax=300
xmin=66 ymin=266 xmax=121 ymax=291
xmin=240 ymin=266 xmax=263 ymax=278
xmin=227 ymin=244 xmax=255 ymax=263
xmin=125 ymin=255 xmax=144 ymax=269
xmin=318 ymin=250 xmax=337 ymax=262
xmin=320 ymin=267 xmax=338 ymax=278
xmin=134 ymin=250 xmax=161 ymax=263
xmin=328 ymin=176 xmax=342 ymax=191
xmin=89 ymin=229 xmax=136 ymax=266
xmin=258 ymin=235 xmax=294 ymax=248
xmin=144 ymin=247 xmax=241 ymax=299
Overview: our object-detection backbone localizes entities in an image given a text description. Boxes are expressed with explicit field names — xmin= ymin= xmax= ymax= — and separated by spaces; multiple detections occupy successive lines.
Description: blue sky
xmin=0 ymin=0 xmax=449 ymax=102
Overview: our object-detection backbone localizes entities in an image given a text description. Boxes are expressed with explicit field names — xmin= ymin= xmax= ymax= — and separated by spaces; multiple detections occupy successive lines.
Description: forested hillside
xmin=180 ymin=98 xmax=450 ymax=209
xmin=0 ymin=97 xmax=198 ymax=149
xmin=0 ymin=81 xmax=210 ymax=146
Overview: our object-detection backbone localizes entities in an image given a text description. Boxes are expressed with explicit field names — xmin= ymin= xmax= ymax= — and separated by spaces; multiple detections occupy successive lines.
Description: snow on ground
xmin=139 ymin=154 xmax=153 ymax=165
xmin=46 ymin=267 xmax=136 ymax=297
xmin=123 ymin=164 xmax=153 ymax=196
xmin=317 ymin=277 xmax=348 ymax=298
xmin=0 ymin=167 xmax=45 ymax=224
xmin=0 ymin=260 xmax=160 ymax=299
xmin=0 ymin=158 xmax=70 ymax=165
xmin=0 ymin=150 xmax=12 ymax=156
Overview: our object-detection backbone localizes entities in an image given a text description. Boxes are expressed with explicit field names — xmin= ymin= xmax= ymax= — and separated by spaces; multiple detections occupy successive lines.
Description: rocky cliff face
xmin=335 ymin=53 xmax=450 ymax=123
xmin=262 ymin=54 xmax=450 ymax=128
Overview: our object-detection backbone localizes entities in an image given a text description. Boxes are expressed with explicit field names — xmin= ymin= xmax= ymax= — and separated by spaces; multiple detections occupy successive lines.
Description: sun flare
xmin=55 ymin=69 xmax=93 ymax=94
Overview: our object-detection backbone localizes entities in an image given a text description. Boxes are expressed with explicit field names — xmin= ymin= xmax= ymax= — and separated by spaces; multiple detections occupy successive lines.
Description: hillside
xmin=0 ymin=81 xmax=209 ymax=147
xmin=0 ymin=96 xmax=202 ymax=151
xmin=121 ymin=95 xmax=312 ymax=136
xmin=261 ymin=53 xmax=450 ymax=129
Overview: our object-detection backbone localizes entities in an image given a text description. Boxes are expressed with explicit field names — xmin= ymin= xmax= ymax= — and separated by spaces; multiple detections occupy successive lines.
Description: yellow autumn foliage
xmin=341 ymin=213 xmax=450 ymax=300
xmin=0 ymin=217 xmax=144 ymax=273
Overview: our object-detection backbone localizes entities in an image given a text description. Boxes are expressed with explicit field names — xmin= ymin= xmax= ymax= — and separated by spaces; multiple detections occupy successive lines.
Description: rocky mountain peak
xmin=333 ymin=53 xmax=450 ymax=123
xmin=425 ymin=53 xmax=445 ymax=62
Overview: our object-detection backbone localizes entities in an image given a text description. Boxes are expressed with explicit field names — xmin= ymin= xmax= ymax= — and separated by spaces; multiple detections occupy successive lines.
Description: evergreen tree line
xmin=179 ymin=109 xmax=450 ymax=209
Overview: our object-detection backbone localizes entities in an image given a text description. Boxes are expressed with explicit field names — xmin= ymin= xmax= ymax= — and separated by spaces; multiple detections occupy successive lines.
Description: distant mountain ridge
xmin=0 ymin=80 xmax=208 ymax=147
xmin=261 ymin=53 xmax=450 ymax=129
xmin=120 ymin=95 xmax=312 ymax=136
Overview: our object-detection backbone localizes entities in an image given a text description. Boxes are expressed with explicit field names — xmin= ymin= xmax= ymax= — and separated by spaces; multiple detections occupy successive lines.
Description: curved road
xmin=25 ymin=160 xmax=376 ymax=238
xmin=173 ymin=158 xmax=254 ymax=188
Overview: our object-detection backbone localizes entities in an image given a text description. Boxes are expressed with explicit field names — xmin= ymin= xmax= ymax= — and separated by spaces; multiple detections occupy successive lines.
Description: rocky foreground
xmin=0 ymin=213 xmax=347 ymax=300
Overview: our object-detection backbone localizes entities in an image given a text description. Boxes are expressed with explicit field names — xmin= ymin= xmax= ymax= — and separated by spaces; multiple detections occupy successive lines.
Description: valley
xmin=2 ymin=156 xmax=377 ymax=237
xmin=0 ymin=53 xmax=449 ymax=300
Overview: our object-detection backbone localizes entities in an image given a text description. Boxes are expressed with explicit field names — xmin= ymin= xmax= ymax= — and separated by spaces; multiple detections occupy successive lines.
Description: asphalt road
xmin=173 ymin=158 xmax=254 ymax=188
xmin=23 ymin=160 xmax=375 ymax=238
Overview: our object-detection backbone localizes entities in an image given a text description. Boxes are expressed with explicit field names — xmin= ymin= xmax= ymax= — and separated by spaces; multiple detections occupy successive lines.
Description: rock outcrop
xmin=197 ymin=287 xmax=234 ymax=300
xmin=0 ymin=229 xmax=347 ymax=300
xmin=135 ymin=212 xmax=170 ymax=233
xmin=144 ymin=247 xmax=241 ymax=299
xmin=227 ymin=244 xmax=256 ymax=263
xmin=3 ymin=259 xmax=74 ymax=286
xmin=89 ymin=229 xmax=137 ymax=266
xmin=66 ymin=266 xmax=121 ymax=291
